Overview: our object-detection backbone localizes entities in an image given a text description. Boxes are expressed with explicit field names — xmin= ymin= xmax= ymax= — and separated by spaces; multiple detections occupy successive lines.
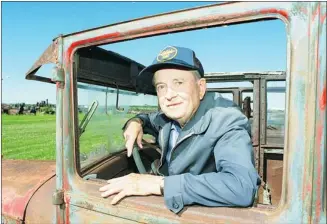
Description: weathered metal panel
xmin=265 ymin=154 xmax=284 ymax=206
xmin=66 ymin=189 xmax=269 ymax=224
xmin=1 ymin=160 xmax=55 ymax=222
xmin=270 ymin=2 xmax=326 ymax=224
xmin=312 ymin=2 xmax=326 ymax=224
xmin=67 ymin=204 xmax=140 ymax=224
xmin=25 ymin=39 xmax=59 ymax=84
xmin=24 ymin=176 xmax=56 ymax=224
xmin=253 ymin=80 xmax=261 ymax=175
xmin=55 ymin=35 xmax=65 ymax=224
xmin=1 ymin=215 xmax=22 ymax=224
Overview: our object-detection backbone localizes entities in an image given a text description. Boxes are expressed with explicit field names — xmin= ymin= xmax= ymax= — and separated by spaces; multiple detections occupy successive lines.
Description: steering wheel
xmin=132 ymin=145 xmax=147 ymax=174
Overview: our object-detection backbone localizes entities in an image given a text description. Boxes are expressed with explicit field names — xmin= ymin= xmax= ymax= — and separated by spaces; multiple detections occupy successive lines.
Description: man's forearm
xmin=163 ymin=167 xmax=257 ymax=214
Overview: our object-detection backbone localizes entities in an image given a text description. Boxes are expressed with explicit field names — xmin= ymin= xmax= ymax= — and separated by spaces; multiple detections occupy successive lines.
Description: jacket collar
xmin=178 ymin=92 xmax=213 ymax=137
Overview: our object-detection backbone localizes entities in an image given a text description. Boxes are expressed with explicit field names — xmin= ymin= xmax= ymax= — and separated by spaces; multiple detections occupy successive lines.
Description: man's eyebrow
xmin=173 ymin=78 xmax=185 ymax=82
xmin=154 ymin=81 xmax=165 ymax=86
xmin=154 ymin=78 xmax=185 ymax=86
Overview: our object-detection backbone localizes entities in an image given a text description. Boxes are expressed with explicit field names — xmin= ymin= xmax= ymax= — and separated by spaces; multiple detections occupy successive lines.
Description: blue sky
xmin=2 ymin=2 xmax=287 ymax=109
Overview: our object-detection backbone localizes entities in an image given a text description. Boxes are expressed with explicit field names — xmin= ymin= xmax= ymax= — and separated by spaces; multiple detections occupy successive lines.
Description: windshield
xmin=77 ymin=83 xmax=158 ymax=169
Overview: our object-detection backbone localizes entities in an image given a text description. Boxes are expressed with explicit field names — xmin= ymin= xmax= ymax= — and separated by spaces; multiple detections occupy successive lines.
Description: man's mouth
xmin=167 ymin=102 xmax=182 ymax=107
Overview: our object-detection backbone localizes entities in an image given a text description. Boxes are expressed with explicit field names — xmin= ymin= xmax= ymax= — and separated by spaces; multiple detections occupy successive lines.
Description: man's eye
xmin=174 ymin=81 xmax=183 ymax=86
xmin=157 ymin=85 xmax=165 ymax=90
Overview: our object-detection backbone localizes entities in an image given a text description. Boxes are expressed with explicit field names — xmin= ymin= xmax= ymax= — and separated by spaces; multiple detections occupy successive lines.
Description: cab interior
xmin=74 ymin=46 xmax=285 ymax=208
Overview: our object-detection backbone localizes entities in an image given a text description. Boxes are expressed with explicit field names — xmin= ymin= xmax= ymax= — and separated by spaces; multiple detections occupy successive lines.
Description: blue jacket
xmin=134 ymin=92 xmax=261 ymax=213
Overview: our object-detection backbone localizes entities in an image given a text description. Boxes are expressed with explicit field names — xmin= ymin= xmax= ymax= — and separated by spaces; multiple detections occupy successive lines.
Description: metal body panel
xmin=24 ymin=177 xmax=56 ymax=224
xmin=67 ymin=204 xmax=140 ymax=224
xmin=1 ymin=160 xmax=56 ymax=223
xmin=66 ymin=188 xmax=269 ymax=224
xmin=25 ymin=40 xmax=59 ymax=84
xmin=55 ymin=35 xmax=65 ymax=224
xmin=312 ymin=2 xmax=326 ymax=223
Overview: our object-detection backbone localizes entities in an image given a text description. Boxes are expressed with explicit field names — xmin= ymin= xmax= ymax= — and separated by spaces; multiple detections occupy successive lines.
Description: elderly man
xmin=100 ymin=46 xmax=260 ymax=214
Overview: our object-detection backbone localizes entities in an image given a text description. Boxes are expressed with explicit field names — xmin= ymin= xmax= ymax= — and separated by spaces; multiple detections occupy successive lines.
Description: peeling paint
xmin=259 ymin=8 xmax=289 ymax=19
xmin=320 ymin=86 xmax=326 ymax=110
xmin=65 ymin=32 xmax=121 ymax=65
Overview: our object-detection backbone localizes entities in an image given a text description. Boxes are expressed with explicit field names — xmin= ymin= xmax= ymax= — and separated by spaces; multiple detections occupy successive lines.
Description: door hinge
xmin=52 ymin=190 xmax=64 ymax=205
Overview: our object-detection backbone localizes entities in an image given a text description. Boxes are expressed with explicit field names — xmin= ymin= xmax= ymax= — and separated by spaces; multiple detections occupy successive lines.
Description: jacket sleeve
xmin=163 ymin=108 xmax=260 ymax=213
xmin=122 ymin=112 xmax=162 ymax=139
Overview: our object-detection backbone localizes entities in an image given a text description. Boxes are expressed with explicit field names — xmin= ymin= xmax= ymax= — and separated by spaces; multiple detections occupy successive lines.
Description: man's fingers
xmin=101 ymin=188 xmax=121 ymax=198
xmin=136 ymin=132 xmax=143 ymax=149
xmin=106 ymin=176 xmax=125 ymax=184
xmin=125 ymin=137 xmax=135 ymax=157
xmin=99 ymin=184 xmax=109 ymax=192
xmin=111 ymin=191 xmax=128 ymax=205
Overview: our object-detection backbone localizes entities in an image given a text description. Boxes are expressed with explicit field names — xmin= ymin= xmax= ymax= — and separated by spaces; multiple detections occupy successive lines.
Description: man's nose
xmin=165 ymin=87 xmax=177 ymax=100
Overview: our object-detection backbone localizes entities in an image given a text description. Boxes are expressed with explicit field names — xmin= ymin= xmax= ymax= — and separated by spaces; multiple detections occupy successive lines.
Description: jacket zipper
xmin=157 ymin=131 xmax=194 ymax=175
xmin=169 ymin=132 xmax=194 ymax=164
xmin=157 ymin=130 xmax=165 ymax=176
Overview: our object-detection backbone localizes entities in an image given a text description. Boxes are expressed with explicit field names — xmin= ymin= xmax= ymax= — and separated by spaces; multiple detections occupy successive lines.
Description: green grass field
xmin=2 ymin=113 xmax=134 ymax=161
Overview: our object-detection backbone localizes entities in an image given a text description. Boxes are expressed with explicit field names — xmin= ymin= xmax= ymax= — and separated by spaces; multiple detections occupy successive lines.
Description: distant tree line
xmin=1 ymin=99 xmax=56 ymax=115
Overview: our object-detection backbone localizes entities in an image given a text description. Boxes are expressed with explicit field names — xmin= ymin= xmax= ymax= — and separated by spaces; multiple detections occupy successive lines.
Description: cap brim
xmin=136 ymin=62 xmax=197 ymax=95
xmin=138 ymin=62 xmax=196 ymax=79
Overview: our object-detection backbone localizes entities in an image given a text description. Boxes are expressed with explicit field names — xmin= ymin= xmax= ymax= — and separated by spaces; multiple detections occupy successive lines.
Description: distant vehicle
xmin=2 ymin=2 xmax=326 ymax=223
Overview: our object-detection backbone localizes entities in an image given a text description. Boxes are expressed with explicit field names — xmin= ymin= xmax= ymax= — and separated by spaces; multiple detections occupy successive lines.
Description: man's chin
xmin=164 ymin=111 xmax=184 ymax=121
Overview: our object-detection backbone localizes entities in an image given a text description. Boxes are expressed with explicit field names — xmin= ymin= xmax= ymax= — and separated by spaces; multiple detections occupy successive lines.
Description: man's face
xmin=153 ymin=69 xmax=206 ymax=126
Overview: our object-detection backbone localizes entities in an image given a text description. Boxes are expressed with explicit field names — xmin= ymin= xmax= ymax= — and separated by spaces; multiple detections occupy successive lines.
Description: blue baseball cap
xmin=138 ymin=46 xmax=204 ymax=79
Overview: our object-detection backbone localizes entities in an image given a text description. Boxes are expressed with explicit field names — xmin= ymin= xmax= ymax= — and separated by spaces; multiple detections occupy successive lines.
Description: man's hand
xmin=99 ymin=173 xmax=164 ymax=205
xmin=123 ymin=119 xmax=144 ymax=157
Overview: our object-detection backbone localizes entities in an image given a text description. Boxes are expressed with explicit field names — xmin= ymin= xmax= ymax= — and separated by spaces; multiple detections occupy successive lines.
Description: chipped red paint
xmin=321 ymin=12 xmax=326 ymax=24
xmin=320 ymin=86 xmax=326 ymax=110
xmin=315 ymin=121 xmax=323 ymax=223
xmin=56 ymin=208 xmax=63 ymax=224
xmin=65 ymin=32 xmax=121 ymax=65
xmin=259 ymin=8 xmax=289 ymax=20
xmin=312 ymin=6 xmax=320 ymax=23
xmin=2 ymin=160 xmax=55 ymax=221
xmin=56 ymin=82 xmax=61 ymax=88
xmin=64 ymin=195 xmax=71 ymax=224
xmin=2 ymin=188 xmax=33 ymax=222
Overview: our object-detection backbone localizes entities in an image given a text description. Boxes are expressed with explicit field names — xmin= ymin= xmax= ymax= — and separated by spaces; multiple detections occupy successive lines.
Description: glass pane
xmin=220 ymin=93 xmax=233 ymax=101
xmin=77 ymin=83 xmax=158 ymax=168
xmin=267 ymin=81 xmax=286 ymax=145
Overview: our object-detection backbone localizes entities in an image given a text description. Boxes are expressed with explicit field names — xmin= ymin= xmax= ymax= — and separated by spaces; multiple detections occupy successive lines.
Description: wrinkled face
xmin=153 ymin=69 xmax=206 ymax=126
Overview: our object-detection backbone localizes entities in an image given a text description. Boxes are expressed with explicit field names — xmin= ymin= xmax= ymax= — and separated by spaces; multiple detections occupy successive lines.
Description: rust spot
xmin=1 ymin=160 xmax=55 ymax=220
xmin=79 ymin=201 xmax=94 ymax=210
xmin=320 ymin=86 xmax=326 ymax=110
xmin=321 ymin=11 xmax=326 ymax=24
xmin=65 ymin=195 xmax=71 ymax=224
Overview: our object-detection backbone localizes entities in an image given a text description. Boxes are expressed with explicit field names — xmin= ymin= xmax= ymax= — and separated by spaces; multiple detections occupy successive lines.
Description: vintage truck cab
xmin=2 ymin=2 xmax=326 ymax=223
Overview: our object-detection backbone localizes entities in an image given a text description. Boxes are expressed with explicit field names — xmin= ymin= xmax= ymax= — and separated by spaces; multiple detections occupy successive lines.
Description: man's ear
xmin=198 ymin=78 xmax=207 ymax=100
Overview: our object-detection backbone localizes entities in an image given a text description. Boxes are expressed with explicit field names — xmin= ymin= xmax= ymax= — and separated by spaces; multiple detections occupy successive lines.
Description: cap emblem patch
xmin=157 ymin=46 xmax=178 ymax=62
